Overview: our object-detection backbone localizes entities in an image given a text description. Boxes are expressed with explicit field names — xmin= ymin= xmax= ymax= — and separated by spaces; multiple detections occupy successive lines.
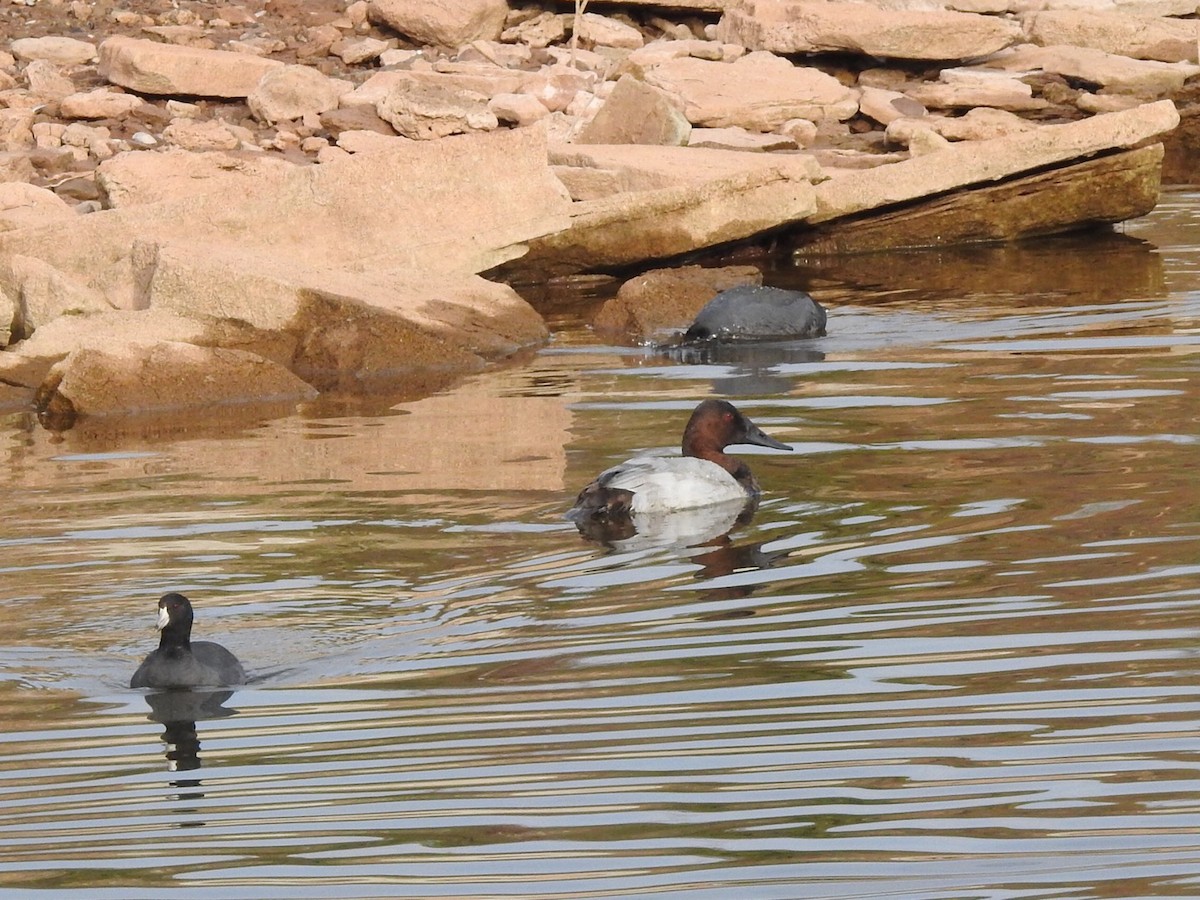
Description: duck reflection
xmin=142 ymin=689 xmax=238 ymax=807
xmin=658 ymin=339 xmax=826 ymax=396
xmin=572 ymin=495 xmax=755 ymax=551
xmin=571 ymin=498 xmax=790 ymax=597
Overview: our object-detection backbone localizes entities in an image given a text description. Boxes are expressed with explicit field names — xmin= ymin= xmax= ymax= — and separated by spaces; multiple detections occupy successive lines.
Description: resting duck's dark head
xmin=682 ymin=399 xmax=791 ymax=459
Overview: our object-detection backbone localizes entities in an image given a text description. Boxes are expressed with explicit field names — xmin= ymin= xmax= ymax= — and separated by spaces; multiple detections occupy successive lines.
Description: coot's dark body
xmin=685 ymin=285 xmax=827 ymax=342
xmin=130 ymin=592 xmax=246 ymax=690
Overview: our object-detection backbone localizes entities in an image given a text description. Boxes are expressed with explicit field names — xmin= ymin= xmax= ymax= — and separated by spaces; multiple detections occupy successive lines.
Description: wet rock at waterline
xmin=35 ymin=342 xmax=319 ymax=431
xmin=593 ymin=265 xmax=763 ymax=343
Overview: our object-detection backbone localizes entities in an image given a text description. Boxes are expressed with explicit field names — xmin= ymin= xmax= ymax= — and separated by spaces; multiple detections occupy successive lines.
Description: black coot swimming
xmin=130 ymin=592 xmax=246 ymax=690
xmin=684 ymin=285 xmax=827 ymax=342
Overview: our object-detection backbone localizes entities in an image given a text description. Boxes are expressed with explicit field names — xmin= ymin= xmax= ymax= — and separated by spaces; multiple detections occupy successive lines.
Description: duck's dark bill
xmin=743 ymin=420 xmax=791 ymax=451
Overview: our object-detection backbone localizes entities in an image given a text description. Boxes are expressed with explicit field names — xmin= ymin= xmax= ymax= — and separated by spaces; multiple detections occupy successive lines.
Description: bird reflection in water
xmin=143 ymin=689 xmax=238 ymax=813
xmin=658 ymin=339 xmax=826 ymax=397
xmin=571 ymin=498 xmax=791 ymax=604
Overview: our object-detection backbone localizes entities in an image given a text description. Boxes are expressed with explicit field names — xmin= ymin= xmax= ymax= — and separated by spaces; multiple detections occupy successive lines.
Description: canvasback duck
xmin=684 ymin=285 xmax=826 ymax=342
xmin=131 ymin=593 xmax=246 ymax=690
xmin=568 ymin=399 xmax=791 ymax=519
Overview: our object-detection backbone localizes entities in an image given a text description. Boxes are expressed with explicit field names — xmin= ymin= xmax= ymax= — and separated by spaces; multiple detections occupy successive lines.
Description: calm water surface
xmin=2 ymin=193 xmax=1200 ymax=899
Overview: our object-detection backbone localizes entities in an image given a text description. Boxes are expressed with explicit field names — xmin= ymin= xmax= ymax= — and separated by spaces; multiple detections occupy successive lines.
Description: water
xmin=1 ymin=193 xmax=1200 ymax=898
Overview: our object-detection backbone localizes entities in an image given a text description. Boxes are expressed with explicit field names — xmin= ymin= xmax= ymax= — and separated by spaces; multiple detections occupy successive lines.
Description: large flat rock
xmin=1024 ymin=10 xmax=1200 ymax=63
xmin=0 ymin=127 xmax=570 ymax=415
xmin=499 ymin=163 xmax=817 ymax=279
xmin=718 ymin=0 xmax=1023 ymax=61
xmin=644 ymin=52 xmax=859 ymax=128
xmin=549 ymin=142 xmax=822 ymax=198
xmin=809 ymin=99 xmax=1179 ymax=223
xmin=98 ymin=35 xmax=285 ymax=98
xmin=795 ymin=143 xmax=1165 ymax=252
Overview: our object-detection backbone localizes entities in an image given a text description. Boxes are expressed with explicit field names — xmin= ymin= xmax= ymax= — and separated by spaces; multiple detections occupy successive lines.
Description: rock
xmin=59 ymin=89 xmax=144 ymax=120
xmin=799 ymin=143 xmax=1165 ymax=252
xmin=688 ymin=127 xmax=798 ymax=151
xmin=248 ymin=65 xmax=352 ymax=124
xmin=336 ymin=129 xmax=406 ymax=153
xmin=61 ymin=122 xmax=112 ymax=160
xmin=320 ymin=106 xmax=396 ymax=137
xmin=36 ymin=341 xmax=317 ymax=425
xmin=459 ymin=39 xmax=533 ymax=69
xmin=143 ymin=245 xmax=547 ymax=389
xmin=369 ymin=0 xmax=508 ymax=49
xmin=501 ymin=11 xmax=566 ymax=48
xmin=0 ymin=108 xmax=34 ymax=151
xmin=1024 ymin=10 xmax=1200 ymax=64
xmin=594 ymin=264 xmax=763 ymax=340
xmin=906 ymin=73 xmax=1048 ymax=111
xmin=488 ymin=92 xmax=550 ymax=126
xmin=575 ymin=12 xmax=646 ymax=50
xmin=7 ymin=255 xmax=113 ymax=338
xmin=331 ymin=37 xmax=389 ymax=65
xmin=779 ymin=117 xmax=819 ymax=146
xmin=519 ymin=65 xmax=597 ymax=114
xmin=905 ymin=126 xmax=953 ymax=156
xmin=0 ymin=287 xmax=12 ymax=346
xmin=377 ymin=79 xmax=498 ymax=139
xmin=550 ymin=142 xmax=822 ymax=198
xmin=162 ymin=118 xmax=243 ymax=151
xmin=993 ymin=44 xmax=1198 ymax=97
xmin=936 ymin=106 xmax=1035 ymax=141
xmin=0 ymin=152 xmax=36 ymax=183
xmin=142 ymin=25 xmax=213 ymax=48
xmin=859 ymin=87 xmax=925 ymax=125
xmin=1077 ymin=92 xmax=1144 ymax=114
xmin=96 ymin=149 xmax=298 ymax=207
xmin=51 ymin=174 xmax=101 ymax=203
xmin=0 ymin=309 xmax=207 ymax=387
xmin=228 ymin=36 xmax=288 ymax=57
xmin=644 ymin=51 xmax=859 ymax=131
xmin=502 ymin=161 xmax=817 ymax=278
xmin=25 ymin=59 xmax=76 ymax=100
xmin=1012 ymin=0 xmax=1195 ymax=12
xmin=549 ymin=141 xmax=816 ymax=198
xmin=0 ymin=127 xmax=569 ymax=379
xmin=809 ymin=99 xmax=1179 ymax=225
xmin=99 ymin=35 xmax=285 ymax=98
xmin=576 ymin=75 xmax=691 ymax=146
xmin=718 ymin=0 xmax=1022 ymax=61
xmin=11 ymin=37 xmax=97 ymax=66
xmin=0 ymin=183 xmax=74 ymax=233
xmin=346 ymin=68 xmax=527 ymax=109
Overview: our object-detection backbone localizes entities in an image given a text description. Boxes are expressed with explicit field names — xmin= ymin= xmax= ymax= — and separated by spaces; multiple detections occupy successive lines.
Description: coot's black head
xmin=156 ymin=592 xmax=195 ymax=646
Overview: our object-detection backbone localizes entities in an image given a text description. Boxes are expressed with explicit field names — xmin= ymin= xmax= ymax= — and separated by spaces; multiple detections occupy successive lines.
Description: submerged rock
xmin=684 ymin=285 xmax=827 ymax=342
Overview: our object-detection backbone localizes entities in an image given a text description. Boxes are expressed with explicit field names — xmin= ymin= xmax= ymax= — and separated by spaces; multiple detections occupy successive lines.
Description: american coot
xmin=684 ymin=285 xmax=827 ymax=342
xmin=567 ymin=399 xmax=791 ymax=520
xmin=130 ymin=593 xmax=246 ymax=690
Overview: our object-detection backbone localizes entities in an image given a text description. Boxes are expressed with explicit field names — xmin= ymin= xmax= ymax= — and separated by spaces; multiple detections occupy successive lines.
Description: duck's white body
xmin=593 ymin=455 xmax=752 ymax=513
xmin=568 ymin=399 xmax=791 ymax=526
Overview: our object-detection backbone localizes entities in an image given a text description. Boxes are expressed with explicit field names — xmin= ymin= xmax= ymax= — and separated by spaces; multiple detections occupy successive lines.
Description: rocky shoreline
xmin=0 ymin=0 xmax=1191 ymax=427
